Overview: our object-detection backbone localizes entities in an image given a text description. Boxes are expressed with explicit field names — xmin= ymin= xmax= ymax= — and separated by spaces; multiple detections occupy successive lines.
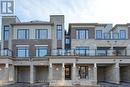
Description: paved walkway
xmin=0 ymin=83 xmax=49 ymax=87
xmin=1 ymin=82 xmax=130 ymax=87
xmin=99 ymin=82 xmax=130 ymax=87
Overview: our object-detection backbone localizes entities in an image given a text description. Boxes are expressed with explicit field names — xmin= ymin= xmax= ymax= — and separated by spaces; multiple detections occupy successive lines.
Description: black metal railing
xmin=0 ymin=49 xmax=12 ymax=57
xmin=0 ymin=49 xmax=128 ymax=58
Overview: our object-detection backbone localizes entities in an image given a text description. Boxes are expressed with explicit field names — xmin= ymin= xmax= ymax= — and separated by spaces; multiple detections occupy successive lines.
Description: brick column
xmin=30 ymin=64 xmax=34 ymax=84
xmin=88 ymin=66 xmax=92 ymax=80
xmin=72 ymin=63 xmax=76 ymax=80
xmin=93 ymin=63 xmax=97 ymax=84
xmin=5 ymin=63 xmax=9 ymax=82
xmin=62 ymin=63 xmax=65 ymax=80
xmin=49 ymin=63 xmax=53 ymax=81
xmin=114 ymin=63 xmax=120 ymax=84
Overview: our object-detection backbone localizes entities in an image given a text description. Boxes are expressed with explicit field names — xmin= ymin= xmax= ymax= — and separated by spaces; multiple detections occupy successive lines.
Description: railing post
xmin=95 ymin=49 xmax=96 ymax=56
xmin=125 ymin=49 xmax=127 ymax=56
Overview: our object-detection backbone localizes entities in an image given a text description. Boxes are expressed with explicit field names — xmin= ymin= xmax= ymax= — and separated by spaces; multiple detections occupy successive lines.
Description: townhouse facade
xmin=0 ymin=15 xmax=130 ymax=86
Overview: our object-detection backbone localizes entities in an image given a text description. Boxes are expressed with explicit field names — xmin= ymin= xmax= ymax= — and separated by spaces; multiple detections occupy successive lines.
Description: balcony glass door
xmin=79 ymin=66 xmax=88 ymax=79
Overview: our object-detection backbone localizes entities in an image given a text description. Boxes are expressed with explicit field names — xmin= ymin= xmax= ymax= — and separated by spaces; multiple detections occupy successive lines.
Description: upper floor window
xmin=112 ymin=33 xmax=119 ymax=39
xmin=3 ymin=25 xmax=9 ymax=40
xmin=65 ymin=38 xmax=70 ymax=44
xmin=104 ymin=33 xmax=110 ymax=39
xmin=17 ymin=46 xmax=29 ymax=57
xmin=35 ymin=29 xmax=48 ymax=39
xmin=96 ymin=30 xmax=102 ymax=39
xmin=17 ymin=29 xmax=29 ymax=39
xmin=36 ymin=46 xmax=48 ymax=57
xmin=119 ymin=30 xmax=126 ymax=39
xmin=76 ymin=29 xmax=88 ymax=39
xmin=57 ymin=25 xmax=62 ymax=40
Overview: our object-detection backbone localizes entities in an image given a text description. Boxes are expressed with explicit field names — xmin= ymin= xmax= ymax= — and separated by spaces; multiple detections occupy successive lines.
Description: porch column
xmin=30 ymin=64 xmax=34 ymax=84
xmin=114 ymin=63 xmax=120 ymax=84
xmin=88 ymin=66 xmax=92 ymax=80
xmin=93 ymin=63 xmax=97 ymax=84
xmin=72 ymin=63 xmax=76 ymax=80
xmin=62 ymin=63 xmax=65 ymax=80
xmin=49 ymin=63 xmax=52 ymax=81
xmin=5 ymin=63 xmax=9 ymax=82
xmin=9 ymin=64 xmax=15 ymax=82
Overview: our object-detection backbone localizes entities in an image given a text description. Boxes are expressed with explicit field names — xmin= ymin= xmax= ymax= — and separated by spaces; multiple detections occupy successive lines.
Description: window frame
xmin=104 ymin=33 xmax=111 ymax=39
xmin=76 ymin=29 xmax=89 ymax=39
xmin=96 ymin=30 xmax=102 ymax=39
xmin=36 ymin=46 xmax=48 ymax=57
xmin=3 ymin=25 xmax=9 ymax=40
xmin=17 ymin=47 xmax=29 ymax=57
xmin=17 ymin=29 xmax=29 ymax=39
xmin=56 ymin=25 xmax=62 ymax=40
xmin=65 ymin=38 xmax=70 ymax=44
xmin=35 ymin=29 xmax=48 ymax=39
xmin=112 ymin=33 xmax=119 ymax=39
xmin=119 ymin=30 xmax=126 ymax=39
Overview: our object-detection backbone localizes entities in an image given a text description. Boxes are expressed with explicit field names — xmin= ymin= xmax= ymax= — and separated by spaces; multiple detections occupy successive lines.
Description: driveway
xmin=0 ymin=83 xmax=49 ymax=87
xmin=99 ymin=82 xmax=130 ymax=87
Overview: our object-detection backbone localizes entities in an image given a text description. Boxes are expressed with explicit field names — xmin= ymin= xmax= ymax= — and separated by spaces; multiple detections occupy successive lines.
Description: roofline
xmin=2 ymin=15 xmax=21 ymax=22
xmin=111 ymin=24 xmax=128 ymax=31
xmin=10 ymin=22 xmax=54 ymax=26
xmin=69 ymin=23 xmax=112 ymax=26
xmin=50 ymin=15 xmax=64 ymax=17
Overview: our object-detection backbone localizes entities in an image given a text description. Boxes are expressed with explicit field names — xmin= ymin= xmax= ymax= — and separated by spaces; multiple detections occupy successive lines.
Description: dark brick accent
xmin=57 ymin=40 xmax=62 ymax=48
xmin=128 ymin=27 xmax=130 ymax=39
xmin=70 ymin=27 xmax=95 ymax=39
xmin=12 ymin=39 xmax=52 ymax=58
xmin=3 ymin=41 xmax=8 ymax=49
xmin=88 ymin=28 xmax=95 ymax=39
xmin=2 ymin=17 xmax=16 ymax=25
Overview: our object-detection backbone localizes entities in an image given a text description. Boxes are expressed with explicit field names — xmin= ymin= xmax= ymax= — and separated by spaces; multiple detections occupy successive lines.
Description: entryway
xmin=65 ymin=65 xmax=71 ymax=80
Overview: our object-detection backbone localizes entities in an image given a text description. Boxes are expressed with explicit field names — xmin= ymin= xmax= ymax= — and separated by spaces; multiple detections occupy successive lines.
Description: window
xmin=3 ymin=25 xmax=9 ymax=40
xmin=35 ymin=29 xmax=48 ymax=39
xmin=57 ymin=25 xmax=62 ymax=40
xmin=57 ymin=48 xmax=63 ymax=55
xmin=112 ymin=33 xmax=119 ymax=39
xmin=17 ymin=47 xmax=29 ymax=57
xmin=65 ymin=38 xmax=70 ymax=44
xmin=75 ymin=47 xmax=89 ymax=56
xmin=104 ymin=33 xmax=110 ymax=39
xmin=119 ymin=30 xmax=126 ymax=39
xmin=36 ymin=46 xmax=48 ymax=57
xmin=76 ymin=29 xmax=88 ymax=39
xmin=17 ymin=29 xmax=29 ymax=39
xmin=96 ymin=30 xmax=102 ymax=39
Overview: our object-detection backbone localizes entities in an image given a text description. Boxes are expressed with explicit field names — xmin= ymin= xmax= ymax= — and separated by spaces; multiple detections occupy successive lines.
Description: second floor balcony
xmin=0 ymin=49 xmax=128 ymax=58
xmin=53 ymin=49 xmax=127 ymax=56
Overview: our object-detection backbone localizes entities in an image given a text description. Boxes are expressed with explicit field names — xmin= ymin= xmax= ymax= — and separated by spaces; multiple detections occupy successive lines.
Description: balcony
xmin=0 ymin=49 xmax=12 ymax=57
xmin=0 ymin=49 xmax=128 ymax=58
xmin=51 ymin=49 xmax=127 ymax=56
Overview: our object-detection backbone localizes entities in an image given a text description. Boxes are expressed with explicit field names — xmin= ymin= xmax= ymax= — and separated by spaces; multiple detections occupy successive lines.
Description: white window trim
xmin=16 ymin=45 xmax=29 ymax=47
xmin=35 ymin=45 xmax=48 ymax=47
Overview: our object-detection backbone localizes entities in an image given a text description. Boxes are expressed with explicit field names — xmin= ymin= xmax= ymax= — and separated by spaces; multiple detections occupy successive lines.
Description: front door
xmin=65 ymin=65 xmax=71 ymax=80
xmin=79 ymin=66 xmax=88 ymax=79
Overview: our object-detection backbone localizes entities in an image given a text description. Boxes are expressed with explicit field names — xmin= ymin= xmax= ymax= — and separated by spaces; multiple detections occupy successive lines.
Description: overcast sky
xmin=1 ymin=0 xmax=130 ymax=32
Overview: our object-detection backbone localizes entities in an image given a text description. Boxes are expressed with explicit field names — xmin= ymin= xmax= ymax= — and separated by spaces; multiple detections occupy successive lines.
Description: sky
xmin=1 ymin=0 xmax=130 ymax=33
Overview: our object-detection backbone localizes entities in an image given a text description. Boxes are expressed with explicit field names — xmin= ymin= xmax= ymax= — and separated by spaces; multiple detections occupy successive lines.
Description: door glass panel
xmin=79 ymin=66 xmax=88 ymax=79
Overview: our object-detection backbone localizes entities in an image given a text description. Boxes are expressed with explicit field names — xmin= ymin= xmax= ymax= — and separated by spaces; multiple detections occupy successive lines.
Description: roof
xmin=11 ymin=21 xmax=54 ymax=26
xmin=2 ymin=15 xmax=21 ymax=22
xmin=69 ymin=23 xmax=111 ymax=27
